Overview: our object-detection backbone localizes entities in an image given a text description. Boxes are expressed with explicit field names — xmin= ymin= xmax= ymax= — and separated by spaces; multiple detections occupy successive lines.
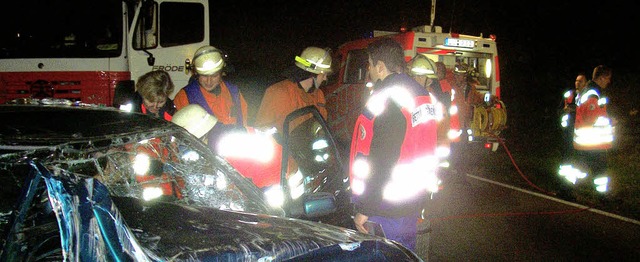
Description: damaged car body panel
xmin=0 ymin=104 xmax=422 ymax=261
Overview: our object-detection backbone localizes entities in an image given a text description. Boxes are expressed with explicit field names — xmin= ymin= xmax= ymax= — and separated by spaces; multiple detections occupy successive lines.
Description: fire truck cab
xmin=0 ymin=0 xmax=209 ymax=106
xmin=324 ymin=25 xmax=505 ymax=151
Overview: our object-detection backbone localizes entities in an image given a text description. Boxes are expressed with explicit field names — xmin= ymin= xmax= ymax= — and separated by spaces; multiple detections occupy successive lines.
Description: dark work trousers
xmin=369 ymin=214 xmax=419 ymax=252
xmin=572 ymin=149 xmax=608 ymax=178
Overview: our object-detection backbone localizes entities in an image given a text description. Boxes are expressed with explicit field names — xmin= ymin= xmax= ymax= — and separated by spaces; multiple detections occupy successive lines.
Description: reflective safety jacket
xmin=560 ymin=88 xmax=578 ymax=130
xmin=174 ymin=80 xmax=248 ymax=127
xmin=451 ymin=81 xmax=483 ymax=138
xmin=127 ymin=138 xmax=185 ymax=199
xmin=349 ymin=73 xmax=439 ymax=218
xmin=213 ymin=127 xmax=282 ymax=189
xmin=440 ymin=79 xmax=461 ymax=142
xmin=573 ymin=82 xmax=613 ymax=151
xmin=131 ymin=93 xmax=176 ymax=121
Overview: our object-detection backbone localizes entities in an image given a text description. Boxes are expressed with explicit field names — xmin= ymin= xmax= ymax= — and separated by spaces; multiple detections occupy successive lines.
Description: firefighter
xmin=350 ymin=38 xmax=439 ymax=251
xmin=409 ymin=54 xmax=448 ymax=105
xmin=128 ymin=137 xmax=185 ymax=201
xmin=409 ymin=55 xmax=449 ymax=169
xmin=254 ymin=46 xmax=332 ymax=136
xmin=129 ymin=70 xmax=177 ymax=121
xmin=172 ymin=104 xmax=282 ymax=189
xmin=560 ymin=73 xmax=588 ymax=159
xmin=174 ymin=45 xmax=249 ymax=129
xmin=562 ymin=65 xmax=614 ymax=193
xmin=448 ymin=62 xmax=485 ymax=178
xmin=436 ymin=62 xmax=461 ymax=142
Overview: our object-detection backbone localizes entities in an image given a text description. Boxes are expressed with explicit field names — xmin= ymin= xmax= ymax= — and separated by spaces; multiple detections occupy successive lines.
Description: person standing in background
xmin=571 ymin=65 xmax=613 ymax=193
xmin=174 ymin=45 xmax=249 ymax=130
xmin=448 ymin=62 xmax=484 ymax=177
xmin=560 ymin=73 xmax=588 ymax=159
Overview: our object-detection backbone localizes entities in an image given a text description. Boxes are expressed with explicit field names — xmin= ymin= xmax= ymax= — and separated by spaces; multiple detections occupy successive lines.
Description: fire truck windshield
xmin=0 ymin=0 xmax=123 ymax=59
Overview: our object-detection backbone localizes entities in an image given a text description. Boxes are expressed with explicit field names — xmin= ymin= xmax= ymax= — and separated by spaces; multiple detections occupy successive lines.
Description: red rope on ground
xmin=493 ymin=135 xmax=554 ymax=195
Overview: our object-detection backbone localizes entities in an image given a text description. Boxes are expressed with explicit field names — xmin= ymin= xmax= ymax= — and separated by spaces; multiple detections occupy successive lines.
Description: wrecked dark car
xmin=0 ymin=103 xmax=422 ymax=261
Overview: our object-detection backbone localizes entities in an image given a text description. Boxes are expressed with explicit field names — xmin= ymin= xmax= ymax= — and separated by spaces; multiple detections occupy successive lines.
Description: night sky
xmin=210 ymin=0 xmax=639 ymax=130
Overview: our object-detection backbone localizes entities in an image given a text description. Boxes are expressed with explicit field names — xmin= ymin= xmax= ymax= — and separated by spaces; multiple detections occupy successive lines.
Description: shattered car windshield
xmin=0 ymin=127 xmax=276 ymax=216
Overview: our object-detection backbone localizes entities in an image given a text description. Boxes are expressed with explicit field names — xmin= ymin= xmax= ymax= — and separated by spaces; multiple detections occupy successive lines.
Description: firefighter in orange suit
xmin=567 ymin=65 xmax=613 ymax=193
xmin=350 ymin=38 xmax=439 ymax=251
xmin=128 ymin=137 xmax=185 ymax=200
xmin=254 ymin=46 xmax=332 ymax=136
xmin=172 ymin=104 xmax=282 ymax=190
xmin=174 ymin=45 xmax=248 ymax=129
xmin=448 ymin=62 xmax=484 ymax=177
xmin=451 ymin=62 xmax=484 ymax=138
xmin=436 ymin=61 xmax=461 ymax=143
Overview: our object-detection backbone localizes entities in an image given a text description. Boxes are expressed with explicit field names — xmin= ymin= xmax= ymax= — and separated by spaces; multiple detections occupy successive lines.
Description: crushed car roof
xmin=0 ymin=104 xmax=176 ymax=146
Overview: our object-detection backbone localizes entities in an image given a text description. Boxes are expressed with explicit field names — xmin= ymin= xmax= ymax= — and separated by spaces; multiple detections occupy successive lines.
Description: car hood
xmin=113 ymin=197 xmax=415 ymax=261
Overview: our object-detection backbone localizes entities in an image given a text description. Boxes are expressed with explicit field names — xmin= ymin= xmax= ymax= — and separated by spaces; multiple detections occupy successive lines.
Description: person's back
xmin=349 ymin=38 xmax=438 ymax=252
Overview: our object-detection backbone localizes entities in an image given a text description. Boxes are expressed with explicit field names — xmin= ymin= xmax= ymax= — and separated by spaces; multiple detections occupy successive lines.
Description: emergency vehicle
xmin=324 ymin=24 xmax=507 ymax=151
xmin=0 ymin=0 xmax=209 ymax=106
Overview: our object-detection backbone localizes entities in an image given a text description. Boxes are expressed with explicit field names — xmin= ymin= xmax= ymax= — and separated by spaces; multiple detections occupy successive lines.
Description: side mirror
xmin=185 ymin=58 xmax=193 ymax=75
xmin=147 ymin=56 xmax=156 ymax=66
xmin=287 ymin=192 xmax=336 ymax=218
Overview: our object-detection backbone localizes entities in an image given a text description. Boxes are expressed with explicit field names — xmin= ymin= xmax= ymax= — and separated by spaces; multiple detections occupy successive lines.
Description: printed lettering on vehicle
xmin=154 ymin=65 xmax=185 ymax=72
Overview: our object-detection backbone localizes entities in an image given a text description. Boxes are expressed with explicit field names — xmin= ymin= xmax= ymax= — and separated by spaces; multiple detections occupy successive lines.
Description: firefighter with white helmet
xmin=254 ymin=46 xmax=333 ymax=135
xmin=171 ymin=104 xmax=218 ymax=140
xmin=171 ymin=104 xmax=283 ymax=191
xmin=409 ymin=55 xmax=450 ymax=179
xmin=409 ymin=54 xmax=438 ymax=91
xmin=192 ymin=45 xmax=226 ymax=75
xmin=295 ymin=46 xmax=333 ymax=75
xmin=173 ymin=45 xmax=248 ymax=130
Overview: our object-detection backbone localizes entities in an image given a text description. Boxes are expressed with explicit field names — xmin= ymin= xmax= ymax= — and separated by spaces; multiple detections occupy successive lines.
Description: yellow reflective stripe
xmin=295 ymin=56 xmax=312 ymax=67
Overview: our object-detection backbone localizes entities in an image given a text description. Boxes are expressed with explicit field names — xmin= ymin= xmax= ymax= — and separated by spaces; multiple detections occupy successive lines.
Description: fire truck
xmin=324 ymin=24 xmax=507 ymax=152
xmin=0 ymin=0 xmax=209 ymax=106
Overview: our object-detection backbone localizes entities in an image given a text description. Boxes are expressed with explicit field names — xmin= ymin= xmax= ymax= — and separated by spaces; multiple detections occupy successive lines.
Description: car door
xmin=280 ymin=106 xmax=354 ymax=228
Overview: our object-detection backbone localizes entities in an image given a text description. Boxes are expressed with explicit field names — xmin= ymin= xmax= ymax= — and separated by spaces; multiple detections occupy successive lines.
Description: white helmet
xmin=295 ymin=46 xmax=333 ymax=74
xmin=171 ymin=104 xmax=218 ymax=139
xmin=410 ymin=55 xmax=438 ymax=79
xmin=193 ymin=46 xmax=225 ymax=75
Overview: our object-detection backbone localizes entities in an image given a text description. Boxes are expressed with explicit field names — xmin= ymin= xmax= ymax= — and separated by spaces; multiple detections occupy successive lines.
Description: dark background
xmin=209 ymin=1 xmax=640 ymax=219
xmin=210 ymin=0 xmax=639 ymax=126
